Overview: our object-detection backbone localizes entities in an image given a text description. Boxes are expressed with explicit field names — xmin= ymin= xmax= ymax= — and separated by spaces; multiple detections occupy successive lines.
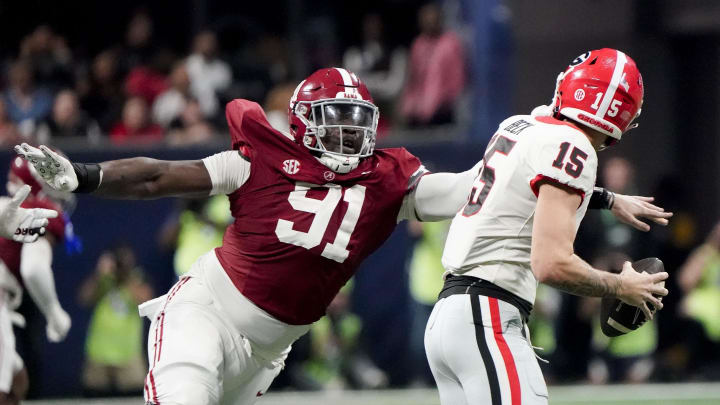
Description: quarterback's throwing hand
xmin=14 ymin=143 xmax=78 ymax=192
xmin=0 ymin=184 xmax=58 ymax=243
xmin=611 ymin=194 xmax=673 ymax=232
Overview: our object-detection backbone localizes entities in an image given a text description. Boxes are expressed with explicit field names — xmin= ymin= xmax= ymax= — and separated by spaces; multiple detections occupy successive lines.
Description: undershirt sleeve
xmin=202 ymin=151 xmax=252 ymax=195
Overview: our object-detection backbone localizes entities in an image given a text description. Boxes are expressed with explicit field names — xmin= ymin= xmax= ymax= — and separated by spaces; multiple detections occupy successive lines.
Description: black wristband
xmin=72 ymin=163 xmax=102 ymax=193
xmin=589 ymin=187 xmax=615 ymax=210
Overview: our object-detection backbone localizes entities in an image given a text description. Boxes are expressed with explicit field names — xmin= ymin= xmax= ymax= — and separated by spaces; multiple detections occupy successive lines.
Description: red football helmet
xmin=288 ymin=67 xmax=379 ymax=173
xmin=550 ymin=48 xmax=644 ymax=146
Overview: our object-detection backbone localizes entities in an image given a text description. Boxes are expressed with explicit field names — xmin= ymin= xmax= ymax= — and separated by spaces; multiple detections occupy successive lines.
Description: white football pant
xmin=425 ymin=294 xmax=549 ymax=405
xmin=140 ymin=251 xmax=310 ymax=405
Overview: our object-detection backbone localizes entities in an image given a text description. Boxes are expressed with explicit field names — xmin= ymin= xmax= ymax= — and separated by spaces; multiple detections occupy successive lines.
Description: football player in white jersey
xmin=425 ymin=48 xmax=671 ymax=405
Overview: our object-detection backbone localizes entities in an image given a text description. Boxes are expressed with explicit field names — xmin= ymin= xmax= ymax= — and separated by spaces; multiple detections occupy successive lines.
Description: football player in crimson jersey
xmin=0 ymin=157 xmax=71 ymax=405
xmin=17 ymin=67 xmax=670 ymax=405
xmin=426 ymin=49 xmax=671 ymax=405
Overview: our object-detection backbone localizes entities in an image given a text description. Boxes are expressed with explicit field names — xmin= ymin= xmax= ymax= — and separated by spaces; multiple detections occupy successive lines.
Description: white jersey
xmin=441 ymin=114 xmax=598 ymax=305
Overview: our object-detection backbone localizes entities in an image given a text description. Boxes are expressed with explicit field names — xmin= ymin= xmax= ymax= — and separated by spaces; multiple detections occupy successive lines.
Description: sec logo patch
xmin=323 ymin=171 xmax=335 ymax=181
xmin=282 ymin=159 xmax=301 ymax=175
xmin=574 ymin=89 xmax=585 ymax=101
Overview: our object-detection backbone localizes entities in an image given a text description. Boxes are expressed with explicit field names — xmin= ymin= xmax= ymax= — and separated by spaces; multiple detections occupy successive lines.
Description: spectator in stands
xmin=2 ymin=60 xmax=53 ymax=136
xmin=158 ymin=196 xmax=230 ymax=277
xmin=152 ymin=62 xmax=192 ymax=127
xmin=399 ymin=2 xmax=466 ymax=127
xmin=36 ymin=89 xmax=101 ymax=143
xmin=78 ymin=244 xmax=153 ymax=397
xmin=19 ymin=25 xmax=74 ymax=90
xmin=122 ymin=10 xmax=156 ymax=70
xmin=78 ymin=50 xmax=125 ymax=132
xmin=304 ymin=283 xmax=388 ymax=390
xmin=406 ymin=220 xmax=450 ymax=387
xmin=676 ymin=220 xmax=720 ymax=378
xmin=0 ymin=99 xmax=22 ymax=147
xmin=124 ymin=51 xmax=171 ymax=106
xmin=165 ymin=99 xmax=214 ymax=146
xmin=263 ymin=82 xmax=296 ymax=133
xmin=109 ymin=96 xmax=164 ymax=144
xmin=186 ymin=30 xmax=232 ymax=120
xmin=343 ymin=13 xmax=407 ymax=124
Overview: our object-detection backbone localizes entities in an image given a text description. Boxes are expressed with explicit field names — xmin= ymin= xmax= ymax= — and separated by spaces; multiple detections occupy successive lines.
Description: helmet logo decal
xmin=577 ymin=113 xmax=614 ymax=134
xmin=574 ymin=89 xmax=585 ymax=101
xmin=282 ymin=159 xmax=301 ymax=175
xmin=570 ymin=51 xmax=590 ymax=66
xmin=323 ymin=171 xmax=335 ymax=181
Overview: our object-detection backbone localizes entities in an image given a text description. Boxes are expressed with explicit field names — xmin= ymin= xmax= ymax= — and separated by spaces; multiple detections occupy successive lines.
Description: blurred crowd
xmin=0 ymin=3 xmax=469 ymax=150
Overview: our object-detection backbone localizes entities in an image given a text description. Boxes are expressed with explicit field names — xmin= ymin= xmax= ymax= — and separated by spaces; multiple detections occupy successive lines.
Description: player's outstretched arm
xmin=15 ymin=143 xmax=212 ymax=199
xmin=408 ymin=160 xmax=483 ymax=221
xmin=531 ymin=181 xmax=668 ymax=319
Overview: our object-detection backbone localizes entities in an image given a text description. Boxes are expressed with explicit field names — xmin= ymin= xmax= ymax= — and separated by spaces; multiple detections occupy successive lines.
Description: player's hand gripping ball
xmin=600 ymin=257 xmax=665 ymax=337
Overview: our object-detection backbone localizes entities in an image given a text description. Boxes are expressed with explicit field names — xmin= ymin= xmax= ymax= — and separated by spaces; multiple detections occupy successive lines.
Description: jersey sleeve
xmin=202 ymin=151 xmax=252 ymax=195
xmin=225 ymin=99 xmax=270 ymax=155
xmin=526 ymin=129 xmax=597 ymax=201
xmin=393 ymin=148 xmax=430 ymax=221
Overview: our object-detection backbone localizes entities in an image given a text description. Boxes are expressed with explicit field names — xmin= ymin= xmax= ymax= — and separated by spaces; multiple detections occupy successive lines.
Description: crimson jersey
xmin=215 ymin=99 xmax=425 ymax=325
xmin=0 ymin=196 xmax=65 ymax=283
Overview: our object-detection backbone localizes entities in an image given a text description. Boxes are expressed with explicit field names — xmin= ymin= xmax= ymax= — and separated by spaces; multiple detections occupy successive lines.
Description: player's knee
xmin=149 ymin=361 xmax=221 ymax=405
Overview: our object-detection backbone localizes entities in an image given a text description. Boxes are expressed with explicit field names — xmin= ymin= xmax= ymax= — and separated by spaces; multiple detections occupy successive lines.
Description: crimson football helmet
xmin=288 ymin=67 xmax=379 ymax=173
xmin=550 ymin=48 xmax=644 ymax=147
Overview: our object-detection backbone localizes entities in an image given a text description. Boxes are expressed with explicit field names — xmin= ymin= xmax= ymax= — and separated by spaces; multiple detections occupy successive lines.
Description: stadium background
xmin=0 ymin=0 xmax=719 ymax=403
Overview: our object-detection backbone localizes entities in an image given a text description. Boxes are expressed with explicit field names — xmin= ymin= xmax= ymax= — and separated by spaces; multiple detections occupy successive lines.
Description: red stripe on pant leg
xmin=147 ymin=312 xmax=161 ymax=403
xmin=149 ymin=370 xmax=159 ymax=404
xmin=144 ymin=378 xmax=150 ymax=402
xmin=147 ymin=276 xmax=191 ymax=404
xmin=145 ymin=278 xmax=183 ymax=404
xmin=489 ymin=297 xmax=521 ymax=405
xmin=157 ymin=277 xmax=190 ymax=362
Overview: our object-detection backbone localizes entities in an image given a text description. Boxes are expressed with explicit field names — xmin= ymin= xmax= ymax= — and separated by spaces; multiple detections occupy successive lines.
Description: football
xmin=600 ymin=257 xmax=665 ymax=337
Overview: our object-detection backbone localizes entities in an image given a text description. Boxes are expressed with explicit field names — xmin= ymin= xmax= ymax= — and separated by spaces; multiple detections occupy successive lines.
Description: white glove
xmin=46 ymin=304 xmax=71 ymax=343
xmin=14 ymin=143 xmax=78 ymax=192
xmin=0 ymin=185 xmax=58 ymax=243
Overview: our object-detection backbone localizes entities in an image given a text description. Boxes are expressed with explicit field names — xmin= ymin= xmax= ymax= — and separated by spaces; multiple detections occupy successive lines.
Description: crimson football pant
xmin=425 ymin=294 xmax=548 ymax=405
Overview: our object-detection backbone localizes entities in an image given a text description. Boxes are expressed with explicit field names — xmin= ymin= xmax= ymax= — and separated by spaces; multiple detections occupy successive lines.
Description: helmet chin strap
xmin=316 ymin=153 xmax=360 ymax=174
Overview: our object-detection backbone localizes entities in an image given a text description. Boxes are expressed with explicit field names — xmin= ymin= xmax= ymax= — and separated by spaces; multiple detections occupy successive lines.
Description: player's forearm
xmin=20 ymin=238 xmax=61 ymax=317
xmin=413 ymin=161 xmax=482 ymax=221
xmin=97 ymin=158 xmax=211 ymax=199
xmin=535 ymin=253 xmax=622 ymax=298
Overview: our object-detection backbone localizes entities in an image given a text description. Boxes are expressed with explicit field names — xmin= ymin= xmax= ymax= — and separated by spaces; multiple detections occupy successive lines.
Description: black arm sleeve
xmin=588 ymin=187 xmax=615 ymax=210
xmin=72 ymin=163 xmax=102 ymax=193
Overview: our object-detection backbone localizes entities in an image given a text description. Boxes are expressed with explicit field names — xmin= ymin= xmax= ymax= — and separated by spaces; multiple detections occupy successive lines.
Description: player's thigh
xmin=505 ymin=333 xmax=548 ymax=405
xmin=145 ymin=281 xmax=233 ymax=405
xmin=425 ymin=296 xmax=478 ymax=405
